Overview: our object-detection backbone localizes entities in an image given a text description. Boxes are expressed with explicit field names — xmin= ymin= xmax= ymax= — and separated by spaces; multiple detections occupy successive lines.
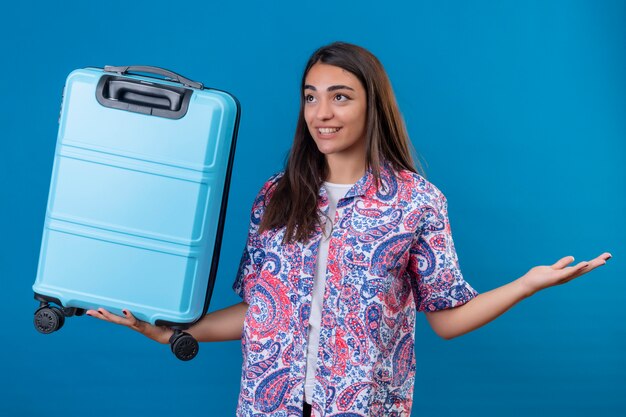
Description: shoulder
xmin=258 ymin=171 xmax=284 ymax=198
xmin=246 ymin=172 xmax=285 ymax=226
xmin=392 ymin=170 xmax=454 ymax=233
xmin=395 ymin=169 xmax=447 ymax=208
xmin=251 ymin=171 xmax=285 ymax=209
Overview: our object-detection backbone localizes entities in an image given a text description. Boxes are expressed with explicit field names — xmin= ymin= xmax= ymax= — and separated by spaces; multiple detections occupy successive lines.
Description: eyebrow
xmin=304 ymin=84 xmax=355 ymax=92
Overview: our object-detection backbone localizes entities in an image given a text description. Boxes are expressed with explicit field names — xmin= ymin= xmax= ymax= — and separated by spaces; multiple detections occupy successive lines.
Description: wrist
xmin=515 ymin=276 xmax=537 ymax=299
xmin=137 ymin=321 xmax=173 ymax=344
xmin=158 ymin=327 xmax=175 ymax=344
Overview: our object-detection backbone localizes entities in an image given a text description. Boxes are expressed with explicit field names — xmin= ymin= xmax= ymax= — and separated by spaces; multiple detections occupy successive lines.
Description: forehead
xmin=304 ymin=63 xmax=363 ymax=90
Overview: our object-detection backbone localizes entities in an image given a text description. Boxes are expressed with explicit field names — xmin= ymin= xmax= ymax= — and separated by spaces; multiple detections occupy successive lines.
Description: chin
xmin=316 ymin=146 xmax=342 ymax=155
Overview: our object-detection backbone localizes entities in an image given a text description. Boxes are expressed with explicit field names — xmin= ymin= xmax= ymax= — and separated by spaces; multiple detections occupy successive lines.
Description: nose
xmin=315 ymin=98 xmax=333 ymax=121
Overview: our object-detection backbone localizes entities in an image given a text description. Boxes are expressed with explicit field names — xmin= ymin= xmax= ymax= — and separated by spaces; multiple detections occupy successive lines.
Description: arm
xmin=425 ymin=253 xmax=611 ymax=340
xmin=86 ymin=301 xmax=248 ymax=344
xmin=184 ymin=301 xmax=248 ymax=342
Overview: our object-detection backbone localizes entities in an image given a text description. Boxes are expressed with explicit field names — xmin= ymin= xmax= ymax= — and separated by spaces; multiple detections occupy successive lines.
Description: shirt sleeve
xmin=232 ymin=174 xmax=281 ymax=303
xmin=408 ymin=185 xmax=478 ymax=312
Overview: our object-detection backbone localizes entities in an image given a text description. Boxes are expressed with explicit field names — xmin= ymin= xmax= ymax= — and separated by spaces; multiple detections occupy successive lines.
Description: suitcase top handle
xmin=104 ymin=65 xmax=204 ymax=90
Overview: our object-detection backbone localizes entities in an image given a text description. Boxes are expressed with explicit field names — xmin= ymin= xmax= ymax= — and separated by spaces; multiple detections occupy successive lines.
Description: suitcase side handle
xmin=104 ymin=65 xmax=204 ymax=90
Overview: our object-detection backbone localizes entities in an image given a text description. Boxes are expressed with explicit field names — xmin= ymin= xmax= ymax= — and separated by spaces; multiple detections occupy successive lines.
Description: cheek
xmin=347 ymin=107 xmax=367 ymax=136
xmin=304 ymin=115 xmax=318 ymax=138
xmin=304 ymin=113 xmax=316 ymax=136
xmin=303 ymin=106 xmax=315 ymax=126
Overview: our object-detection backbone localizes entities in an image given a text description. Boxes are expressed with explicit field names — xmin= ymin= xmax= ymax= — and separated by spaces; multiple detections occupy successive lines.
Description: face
xmin=303 ymin=63 xmax=367 ymax=160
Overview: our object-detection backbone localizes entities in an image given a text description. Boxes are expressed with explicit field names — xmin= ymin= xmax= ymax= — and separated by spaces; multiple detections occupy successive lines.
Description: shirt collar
xmin=346 ymin=159 xmax=395 ymax=199
xmin=316 ymin=160 xmax=394 ymax=201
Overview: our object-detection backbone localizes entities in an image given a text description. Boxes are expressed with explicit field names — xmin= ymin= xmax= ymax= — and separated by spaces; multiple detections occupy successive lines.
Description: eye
xmin=304 ymin=94 xmax=316 ymax=103
xmin=334 ymin=93 xmax=349 ymax=102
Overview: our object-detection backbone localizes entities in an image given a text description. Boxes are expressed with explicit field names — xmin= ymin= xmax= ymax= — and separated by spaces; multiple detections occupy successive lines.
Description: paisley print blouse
xmin=233 ymin=161 xmax=478 ymax=416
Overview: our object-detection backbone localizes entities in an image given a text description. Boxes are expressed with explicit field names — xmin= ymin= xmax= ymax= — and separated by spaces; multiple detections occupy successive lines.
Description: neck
xmin=325 ymin=152 xmax=366 ymax=184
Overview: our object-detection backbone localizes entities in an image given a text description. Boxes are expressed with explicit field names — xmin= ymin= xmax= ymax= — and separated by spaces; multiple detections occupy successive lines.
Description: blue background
xmin=1 ymin=1 xmax=624 ymax=416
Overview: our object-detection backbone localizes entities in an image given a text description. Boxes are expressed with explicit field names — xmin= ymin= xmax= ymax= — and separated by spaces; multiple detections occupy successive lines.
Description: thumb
xmin=551 ymin=255 xmax=575 ymax=270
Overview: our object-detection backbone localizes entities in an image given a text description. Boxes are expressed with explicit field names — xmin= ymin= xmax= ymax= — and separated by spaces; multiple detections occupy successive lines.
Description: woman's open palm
xmin=519 ymin=252 xmax=612 ymax=297
xmin=86 ymin=308 xmax=172 ymax=344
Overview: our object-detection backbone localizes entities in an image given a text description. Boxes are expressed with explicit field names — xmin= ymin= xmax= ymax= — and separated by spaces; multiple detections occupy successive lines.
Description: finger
xmin=86 ymin=309 xmax=99 ymax=317
xmin=86 ymin=308 xmax=110 ymax=322
xmin=96 ymin=308 xmax=129 ymax=325
xmin=558 ymin=255 xmax=610 ymax=283
xmin=594 ymin=252 xmax=612 ymax=264
xmin=564 ymin=253 xmax=611 ymax=271
xmin=575 ymin=261 xmax=590 ymax=270
xmin=576 ymin=253 xmax=611 ymax=272
xmin=550 ymin=261 xmax=589 ymax=282
xmin=121 ymin=309 xmax=139 ymax=327
xmin=551 ymin=256 xmax=575 ymax=270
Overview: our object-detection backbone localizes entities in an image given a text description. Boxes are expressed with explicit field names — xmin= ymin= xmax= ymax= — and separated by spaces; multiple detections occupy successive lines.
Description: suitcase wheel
xmin=34 ymin=306 xmax=65 ymax=334
xmin=169 ymin=330 xmax=199 ymax=361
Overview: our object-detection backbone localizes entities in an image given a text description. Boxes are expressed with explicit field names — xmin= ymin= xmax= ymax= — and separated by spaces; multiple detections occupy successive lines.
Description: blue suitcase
xmin=32 ymin=66 xmax=240 ymax=360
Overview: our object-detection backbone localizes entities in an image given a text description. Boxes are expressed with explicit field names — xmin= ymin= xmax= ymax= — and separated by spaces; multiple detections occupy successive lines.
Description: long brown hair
xmin=259 ymin=41 xmax=424 ymax=243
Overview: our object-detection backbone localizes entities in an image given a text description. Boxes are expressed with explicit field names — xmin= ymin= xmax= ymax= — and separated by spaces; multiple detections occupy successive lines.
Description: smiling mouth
xmin=318 ymin=127 xmax=341 ymax=134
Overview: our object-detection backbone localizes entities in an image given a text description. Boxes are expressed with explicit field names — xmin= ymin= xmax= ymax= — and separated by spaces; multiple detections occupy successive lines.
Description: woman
xmin=88 ymin=42 xmax=611 ymax=417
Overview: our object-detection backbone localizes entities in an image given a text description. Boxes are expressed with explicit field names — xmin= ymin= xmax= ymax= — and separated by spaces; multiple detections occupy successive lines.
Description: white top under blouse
xmin=304 ymin=181 xmax=354 ymax=403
